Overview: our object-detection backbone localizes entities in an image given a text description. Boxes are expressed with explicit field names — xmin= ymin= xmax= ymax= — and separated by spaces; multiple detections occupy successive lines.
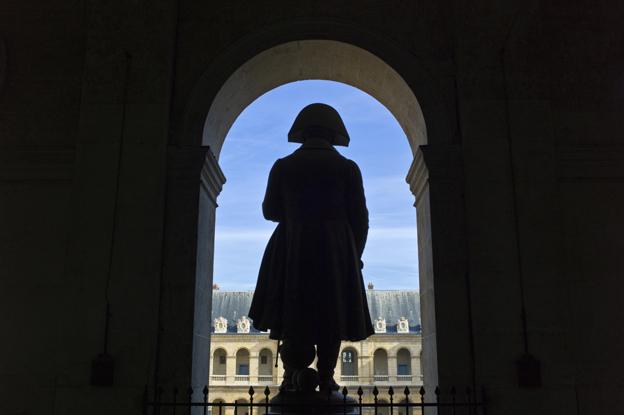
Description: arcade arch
xmin=397 ymin=348 xmax=412 ymax=379
xmin=212 ymin=348 xmax=227 ymax=376
xmin=258 ymin=348 xmax=273 ymax=380
xmin=373 ymin=348 xmax=389 ymax=381
xmin=234 ymin=398 xmax=250 ymax=415
xmin=211 ymin=398 xmax=225 ymax=414
xmin=341 ymin=347 xmax=359 ymax=378
xmin=235 ymin=349 xmax=250 ymax=378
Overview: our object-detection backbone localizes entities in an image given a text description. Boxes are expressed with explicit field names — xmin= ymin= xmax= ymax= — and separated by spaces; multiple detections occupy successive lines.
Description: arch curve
xmin=201 ymin=40 xmax=427 ymax=158
xmin=212 ymin=348 xmax=227 ymax=376
xmin=181 ymin=20 xmax=454 ymax=155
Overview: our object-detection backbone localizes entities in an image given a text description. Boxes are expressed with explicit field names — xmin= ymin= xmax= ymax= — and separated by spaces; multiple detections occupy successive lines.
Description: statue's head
xmin=288 ymin=103 xmax=350 ymax=146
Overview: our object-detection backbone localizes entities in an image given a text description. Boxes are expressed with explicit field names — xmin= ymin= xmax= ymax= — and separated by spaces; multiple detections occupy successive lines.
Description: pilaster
xmin=250 ymin=354 xmax=259 ymax=382
xmin=226 ymin=355 xmax=236 ymax=381
xmin=405 ymin=147 xmax=428 ymax=207
xmin=158 ymin=145 xmax=226 ymax=392
xmin=405 ymin=144 xmax=473 ymax=391
xmin=200 ymin=150 xmax=226 ymax=205
xmin=388 ymin=356 xmax=398 ymax=379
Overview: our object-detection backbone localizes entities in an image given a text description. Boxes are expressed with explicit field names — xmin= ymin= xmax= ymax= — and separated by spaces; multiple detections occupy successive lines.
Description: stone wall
xmin=1 ymin=1 xmax=623 ymax=414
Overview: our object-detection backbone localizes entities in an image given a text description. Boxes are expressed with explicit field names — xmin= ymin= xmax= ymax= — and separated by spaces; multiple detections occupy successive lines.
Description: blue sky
xmin=213 ymin=80 xmax=419 ymax=291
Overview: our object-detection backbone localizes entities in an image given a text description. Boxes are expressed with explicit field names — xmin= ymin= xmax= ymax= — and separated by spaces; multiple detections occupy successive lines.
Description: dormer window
xmin=214 ymin=316 xmax=228 ymax=334
xmin=397 ymin=317 xmax=409 ymax=333
xmin=374 ymin=317 xmax=386 ymax=333
xmin=237 ymin=316 xmax=251 ymax=333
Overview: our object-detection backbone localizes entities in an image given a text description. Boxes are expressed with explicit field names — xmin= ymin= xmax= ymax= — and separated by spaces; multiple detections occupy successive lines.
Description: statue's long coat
xmin=249 ymin=140 xmax=374 ymax=343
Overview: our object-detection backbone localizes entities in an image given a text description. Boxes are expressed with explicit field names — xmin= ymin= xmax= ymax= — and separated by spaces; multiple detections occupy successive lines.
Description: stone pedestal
xmin=268 ymin=391 xmax=357 ymax=415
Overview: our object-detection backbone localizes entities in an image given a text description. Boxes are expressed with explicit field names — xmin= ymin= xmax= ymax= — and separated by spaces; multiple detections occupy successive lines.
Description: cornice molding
xmin=200 ymin=150 xmax=226 ymax=205
xmin=406 ymin=148 xmax=428 ymax=205
xmin=406 ymin=144 xmax=463 ymax=205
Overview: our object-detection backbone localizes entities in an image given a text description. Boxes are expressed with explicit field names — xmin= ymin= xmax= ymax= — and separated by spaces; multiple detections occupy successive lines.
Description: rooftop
xmin=211 ymin=290 xmax=421 ymax=334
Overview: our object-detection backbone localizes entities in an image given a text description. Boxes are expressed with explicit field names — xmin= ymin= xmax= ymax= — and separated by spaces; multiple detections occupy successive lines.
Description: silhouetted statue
xmin=249 ymin=103 xmax=374 ymax=397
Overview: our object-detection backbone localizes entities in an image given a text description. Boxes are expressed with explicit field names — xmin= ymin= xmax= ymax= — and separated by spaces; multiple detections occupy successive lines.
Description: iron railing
xmin=144 ymin=385 xmax=486 ymax=415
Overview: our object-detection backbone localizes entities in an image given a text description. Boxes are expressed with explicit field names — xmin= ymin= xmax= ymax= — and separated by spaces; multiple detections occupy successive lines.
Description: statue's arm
xmin=346 ymin=160 xmax=369 ymax=260
xmin=262 ymin=159 xmax=283 ymax=222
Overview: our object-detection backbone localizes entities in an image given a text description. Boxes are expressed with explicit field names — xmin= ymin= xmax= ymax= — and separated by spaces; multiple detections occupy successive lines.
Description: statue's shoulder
xmin=343 ymin=157 xmax=360 ymax=169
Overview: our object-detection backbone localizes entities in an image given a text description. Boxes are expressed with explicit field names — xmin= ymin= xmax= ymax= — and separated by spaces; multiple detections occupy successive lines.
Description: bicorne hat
xmin=288 ymin=103 xmax=350 ymax=146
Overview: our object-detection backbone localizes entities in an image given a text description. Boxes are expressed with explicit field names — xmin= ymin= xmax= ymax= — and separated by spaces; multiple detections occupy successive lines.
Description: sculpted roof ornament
xmin=214 ymin=316 xmax=228 ymax=333
xmin=210 ymin=290 xmax=421 ymax=333
xmin=374 ymin=317 xmax=386 ymax=333
xmin=237 ymin=316 xmax=251 ymax=334
xmin=397 ymin=317 xmax=409 ymax=333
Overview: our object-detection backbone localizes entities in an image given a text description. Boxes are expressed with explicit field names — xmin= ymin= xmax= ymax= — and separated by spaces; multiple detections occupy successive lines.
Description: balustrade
xmin=257 ymin=375 xmax=273 ymax=383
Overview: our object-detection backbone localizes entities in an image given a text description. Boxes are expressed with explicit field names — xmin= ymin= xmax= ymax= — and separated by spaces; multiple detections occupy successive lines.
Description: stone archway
xmin=194 ymin=40 xmax=437 ymax=386
xmin=201 ymin=40 xmax=427 ymax=158
xmin=161 ymin=31 xmax=473 ymax=396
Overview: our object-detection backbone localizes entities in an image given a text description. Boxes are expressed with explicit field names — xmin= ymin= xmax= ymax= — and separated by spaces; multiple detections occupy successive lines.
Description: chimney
xmin=367 ymin=282 xmax=374 ymax=290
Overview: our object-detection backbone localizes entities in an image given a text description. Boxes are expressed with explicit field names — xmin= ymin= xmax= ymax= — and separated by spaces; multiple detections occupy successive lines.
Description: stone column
xmin=157 ymin=146 xmax=225 ymax=395
xmin=406 ymin=145 xmax=473 ymax=392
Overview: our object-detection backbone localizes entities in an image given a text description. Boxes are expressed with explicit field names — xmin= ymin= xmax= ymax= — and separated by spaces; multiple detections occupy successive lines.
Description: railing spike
xmin=142 ymin=384 xmax=487 ymax=413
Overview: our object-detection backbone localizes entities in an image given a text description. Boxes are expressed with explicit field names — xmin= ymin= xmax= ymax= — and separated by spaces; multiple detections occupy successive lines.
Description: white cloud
xmin=215 ymin=226 xmax=417 ymax=241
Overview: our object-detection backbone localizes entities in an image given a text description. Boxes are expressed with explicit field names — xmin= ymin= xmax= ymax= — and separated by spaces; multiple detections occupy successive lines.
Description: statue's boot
xmin=316 ymin=337 xmax=341 ymax=392
xmin=279 ymin=364 xmax=296 ymax=392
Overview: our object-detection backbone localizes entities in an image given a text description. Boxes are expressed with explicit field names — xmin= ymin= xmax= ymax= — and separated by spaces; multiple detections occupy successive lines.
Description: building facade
xmin=209 ymin=290 xmax=422 ymax=414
